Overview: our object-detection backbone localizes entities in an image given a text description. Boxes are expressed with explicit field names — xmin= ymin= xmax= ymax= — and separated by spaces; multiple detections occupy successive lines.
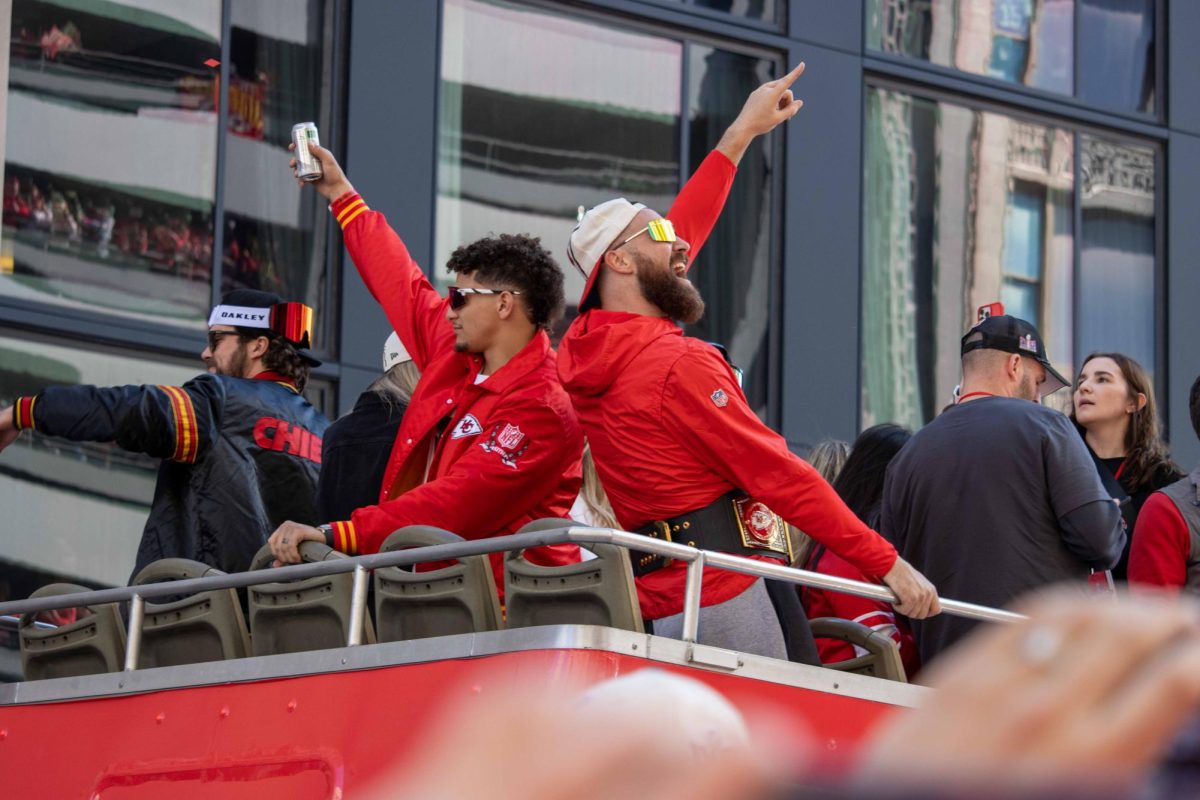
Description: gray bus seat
xmin=247 ymin=542 xmax=375 ymax=656
xmin=19 ymin=583 xmax=125 ymax=680
xmin=809 ymin=617 xmax=907 ymax=683
xmin=373 ymin=526 xmax=502 ymax=642
xmin=131 ymin=559 xmax=251 ymax=668
xmin=504 ymin=519 xmax=643 ymax=633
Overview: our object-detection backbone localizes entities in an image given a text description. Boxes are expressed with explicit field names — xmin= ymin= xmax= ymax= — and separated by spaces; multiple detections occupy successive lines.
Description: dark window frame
xmin=859 ymin=71 xmax=1166 ymax=428
xmin=433 ymin=0 xmax=790 ymax=426
xmin=0 ymin=0 xmax=351 ymax=414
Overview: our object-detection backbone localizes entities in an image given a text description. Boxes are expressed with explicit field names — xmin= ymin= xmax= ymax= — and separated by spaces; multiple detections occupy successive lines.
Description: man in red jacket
xmin=269 ymin=144 xmax=582 ymax=584
xmin=557 ymin=63 xmax=939 ymax=658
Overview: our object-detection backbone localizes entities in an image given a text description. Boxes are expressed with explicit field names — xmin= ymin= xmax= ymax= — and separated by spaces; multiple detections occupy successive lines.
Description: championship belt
xmin=732 ymin=496 xmax=791 ymax=558
xmin=633 ymin=492 xmax=793 ymax=577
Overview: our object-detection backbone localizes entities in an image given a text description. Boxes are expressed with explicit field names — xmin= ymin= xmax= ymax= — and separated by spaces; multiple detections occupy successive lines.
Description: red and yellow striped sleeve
xmin=332 ymin=192 xmax=369 ymax=230
xmin=12 ymin=396 xmax=36 ymax=431
xmin=158 ymin=385 xmax=199 ymax=464
xmin=329 ymin=520 xmax=359 ymax=555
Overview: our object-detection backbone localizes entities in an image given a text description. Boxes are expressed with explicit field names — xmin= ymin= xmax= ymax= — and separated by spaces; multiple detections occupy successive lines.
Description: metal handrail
xmin=0 ymin=527 xmax=1024 ymax=672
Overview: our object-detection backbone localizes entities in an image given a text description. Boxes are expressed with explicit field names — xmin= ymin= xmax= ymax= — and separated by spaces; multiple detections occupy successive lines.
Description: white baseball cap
xmin=382 ymin=331 xmax=411 ymax=372
xmin=567 ymin=198 xmax=645 ymax=310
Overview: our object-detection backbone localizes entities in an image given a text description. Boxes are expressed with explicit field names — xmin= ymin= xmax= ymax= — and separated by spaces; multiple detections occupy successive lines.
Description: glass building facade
xmin=1 ymin=0 xmax=1195 ymax=679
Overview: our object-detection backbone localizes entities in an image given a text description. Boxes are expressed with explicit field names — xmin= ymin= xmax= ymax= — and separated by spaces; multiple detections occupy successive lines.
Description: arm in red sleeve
xmin=660 ymin=349 xmax=898 ymax=579
xmin=342 ymin=401 xmax=582 ymax=554
xmin=330 ymin=192 xmax=454 ymax=371
xmin=666 ymin=150 xmax=735 ymax=268
xmin=1129 ymin=492 xmax=1190 ymax=591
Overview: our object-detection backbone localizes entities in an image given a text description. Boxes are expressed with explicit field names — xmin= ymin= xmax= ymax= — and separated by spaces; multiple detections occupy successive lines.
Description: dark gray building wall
xmin=780 ymin=38 xmax=865 ymax=452
xmin=1166 ymin=131 xmax=1200 ymax=468
xmin=1167 ymin=0 xmax=1200 ymax=467
xmin=339 ymin=1 xmax=441 ymax=412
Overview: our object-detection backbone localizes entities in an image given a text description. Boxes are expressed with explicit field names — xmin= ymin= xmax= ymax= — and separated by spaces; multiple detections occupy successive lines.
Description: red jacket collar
xmin=461 ymin=330 xmax=552 ymax=394
xmin=251 ymin=370 xmax=298 ymax=391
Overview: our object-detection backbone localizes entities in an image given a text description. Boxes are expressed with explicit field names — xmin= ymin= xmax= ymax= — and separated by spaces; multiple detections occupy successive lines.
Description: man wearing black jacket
xmin=315 ymin=332 xmax=419 ymax=523
xmin=0 ymin=289 xmax=328 ymax=579
xmin=881 ymin=313 xmax=1125 ymax=664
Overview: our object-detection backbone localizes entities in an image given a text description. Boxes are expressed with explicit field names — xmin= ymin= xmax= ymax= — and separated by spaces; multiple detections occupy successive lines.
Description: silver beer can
xmin=291 ymin=122 xmax=323 ymax=181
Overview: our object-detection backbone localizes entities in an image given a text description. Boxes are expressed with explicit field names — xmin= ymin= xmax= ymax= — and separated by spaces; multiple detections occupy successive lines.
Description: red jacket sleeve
xmin=339 ymin=400 xmax=582 ymax=554
xmin=331 ymin=192 xmax=454 ymax=371
xmin=667 ymin=150 xmax=736 ymax=270
xmin=1129 ymin=492 xmax=1190 ymax=591
xmin=660 ymin=349 xmax=898 ymax=579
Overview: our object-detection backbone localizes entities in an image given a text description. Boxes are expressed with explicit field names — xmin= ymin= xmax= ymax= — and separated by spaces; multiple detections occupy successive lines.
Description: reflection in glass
xmin=2 ymin=0 xmax=221 ymax=328
xmin=862 ymin=88 xmax=1076 ymax=429
xmin=0 ymin=332 xmax=197 ymax=596
xmin=867 ymin=0 xmax=1073 ymax=96
xmin=220 ymin=0 xmax=340 ymax=356
xmin=1079 ymin=0 xmax=1155 ymax=113
xmin=1078 ymin=136 xmax=1155 ymax=371
xmin=437 ymin=0 xmax=683 ymax=302
xmin=685 ymin=46 xmax=777 ymax=419
xmin=437 ymin=0 xmax=782 ymax=418
xmin=691 ymin=0 xmax=780 ymax=25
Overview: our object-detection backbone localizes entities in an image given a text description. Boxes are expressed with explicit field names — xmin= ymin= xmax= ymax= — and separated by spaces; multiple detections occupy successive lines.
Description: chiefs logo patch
xmin=451 ymin=414 xmax=483 ymax=439
xmin=479 ymin=422 xmax=530 ymax=470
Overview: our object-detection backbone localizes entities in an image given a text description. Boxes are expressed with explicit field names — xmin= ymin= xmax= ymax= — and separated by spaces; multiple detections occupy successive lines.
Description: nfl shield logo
xmin=497 ymin=423 xmax=525 ymax=450
xmin=711 ymin=389 xmax=729 ymax=408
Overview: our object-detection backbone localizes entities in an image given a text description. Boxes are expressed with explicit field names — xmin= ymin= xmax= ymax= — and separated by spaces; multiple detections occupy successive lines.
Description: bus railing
xmin=0 ymin=526 xmax=1024 ymax=672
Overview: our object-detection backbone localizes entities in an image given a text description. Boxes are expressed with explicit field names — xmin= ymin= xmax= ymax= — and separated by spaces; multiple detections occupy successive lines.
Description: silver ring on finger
xmin=1018 ymin=625 xmax=1064 ymax=670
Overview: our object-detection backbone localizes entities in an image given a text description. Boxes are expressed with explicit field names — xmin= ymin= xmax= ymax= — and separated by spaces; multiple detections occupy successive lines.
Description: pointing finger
xmin=774 ymin=61 xmax=805 ymax=89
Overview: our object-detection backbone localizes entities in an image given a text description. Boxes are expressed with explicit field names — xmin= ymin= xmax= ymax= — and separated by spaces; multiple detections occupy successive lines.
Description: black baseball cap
xmin=960 ymin=315 xmax=1068 ymax=396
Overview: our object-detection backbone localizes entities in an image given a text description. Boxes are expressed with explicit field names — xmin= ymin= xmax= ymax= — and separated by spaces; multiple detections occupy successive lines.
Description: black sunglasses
xmin=206 ymin=330 xmax=240 ymax=351
xmin=447 ymin=286 xmax=522 ymax=311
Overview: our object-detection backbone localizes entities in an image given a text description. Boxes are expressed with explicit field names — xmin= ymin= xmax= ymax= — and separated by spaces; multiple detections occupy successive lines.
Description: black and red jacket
xmin=13 ymin=371 xmax=328 ymax=581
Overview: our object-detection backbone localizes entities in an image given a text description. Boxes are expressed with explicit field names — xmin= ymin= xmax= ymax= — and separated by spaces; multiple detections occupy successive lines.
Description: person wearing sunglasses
xmin=557 ymin=63 xmax=939 ymax=660
xmin=269 ymin=141 xmax=582 ymax=587
xmin=0 ymin=288 xmax=329 ymax=581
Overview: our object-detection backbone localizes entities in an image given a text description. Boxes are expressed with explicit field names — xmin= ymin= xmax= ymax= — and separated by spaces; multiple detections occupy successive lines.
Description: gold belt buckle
xmin=732 ymin=497 xmax=792 ymax=560
xmin=634 ymin=519 xmax=673 ymax=572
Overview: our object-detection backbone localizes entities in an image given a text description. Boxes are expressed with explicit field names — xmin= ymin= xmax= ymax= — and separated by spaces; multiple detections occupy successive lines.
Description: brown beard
xmin=635 ymin=252 xmax=704 ymax=324
xmin=224 ymin=343 xmax=250 ymax=378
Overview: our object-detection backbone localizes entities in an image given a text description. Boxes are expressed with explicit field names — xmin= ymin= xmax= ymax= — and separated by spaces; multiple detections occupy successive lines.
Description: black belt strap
xmin=631 ymin=491 xmax=788 ymax=577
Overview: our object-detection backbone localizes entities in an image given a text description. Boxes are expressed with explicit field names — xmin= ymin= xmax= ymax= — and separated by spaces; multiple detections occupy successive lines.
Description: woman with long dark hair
xmin=802 ymin=423 xmax=920 ymax=678
xmin=1070 ymin=353 xmax=1181 ymax=580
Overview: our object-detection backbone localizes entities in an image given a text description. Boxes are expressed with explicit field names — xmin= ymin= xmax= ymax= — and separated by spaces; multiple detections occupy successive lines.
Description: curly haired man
xmin=269 ymin=143 xmax=582 ymax=586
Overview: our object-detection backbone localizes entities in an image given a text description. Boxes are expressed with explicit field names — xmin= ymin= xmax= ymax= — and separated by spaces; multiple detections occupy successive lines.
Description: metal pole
xmin=123 ymin=594 xmax=145 ymax=672
xmin=680 ymin=552 xmax=705 ymax=644
xmin=347 ymin=564 xmax=369 ymax=646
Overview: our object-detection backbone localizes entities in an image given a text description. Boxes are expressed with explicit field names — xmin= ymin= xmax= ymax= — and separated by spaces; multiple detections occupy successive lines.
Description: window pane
xmin=1078 ymin=0 xmax=1155 ymax=113
xmin=861 ymin=88 xmax=1075 ymax=429
xmin=867 ymin=0 xmax=1073 ymax=96
xmin=685 ymin=46 xmax=778 ymax=419
xmin=0 ymin=331 xmax=197 ymax=594
xmin=1078 ymin=135 xmax=1156 ymax=371
xmin=437 ymin=0 xmax=682 ymax=305
xmin=3 ymin=0 xmax=221 ymax=329
xmin=220 ymin=0 xmax=340 ymax=356
xmin=691 ymin=0 xmax=780 ymax=25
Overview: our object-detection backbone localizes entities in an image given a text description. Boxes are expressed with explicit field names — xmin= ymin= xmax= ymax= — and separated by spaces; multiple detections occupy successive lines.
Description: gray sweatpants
xmin=651 ymin=578 xmax=787 ymax=660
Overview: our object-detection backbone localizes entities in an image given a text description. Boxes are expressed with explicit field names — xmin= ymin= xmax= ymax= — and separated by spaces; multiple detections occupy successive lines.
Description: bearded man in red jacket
xmin=557 ymin=63 xmax=940 ymax=659
xmin=269 ymin=143 xmax=582 ymax=586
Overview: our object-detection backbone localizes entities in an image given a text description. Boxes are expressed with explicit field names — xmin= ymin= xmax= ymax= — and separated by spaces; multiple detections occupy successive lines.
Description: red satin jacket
xmin=323 ymin=192 xmax=582 ymax=582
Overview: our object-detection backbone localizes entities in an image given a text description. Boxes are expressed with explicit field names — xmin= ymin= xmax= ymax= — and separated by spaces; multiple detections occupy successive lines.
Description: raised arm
xmin=669 ymin=62 xmax=805 ymax=267
xmin=291 ymin=142 xmax=454 ymax=370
